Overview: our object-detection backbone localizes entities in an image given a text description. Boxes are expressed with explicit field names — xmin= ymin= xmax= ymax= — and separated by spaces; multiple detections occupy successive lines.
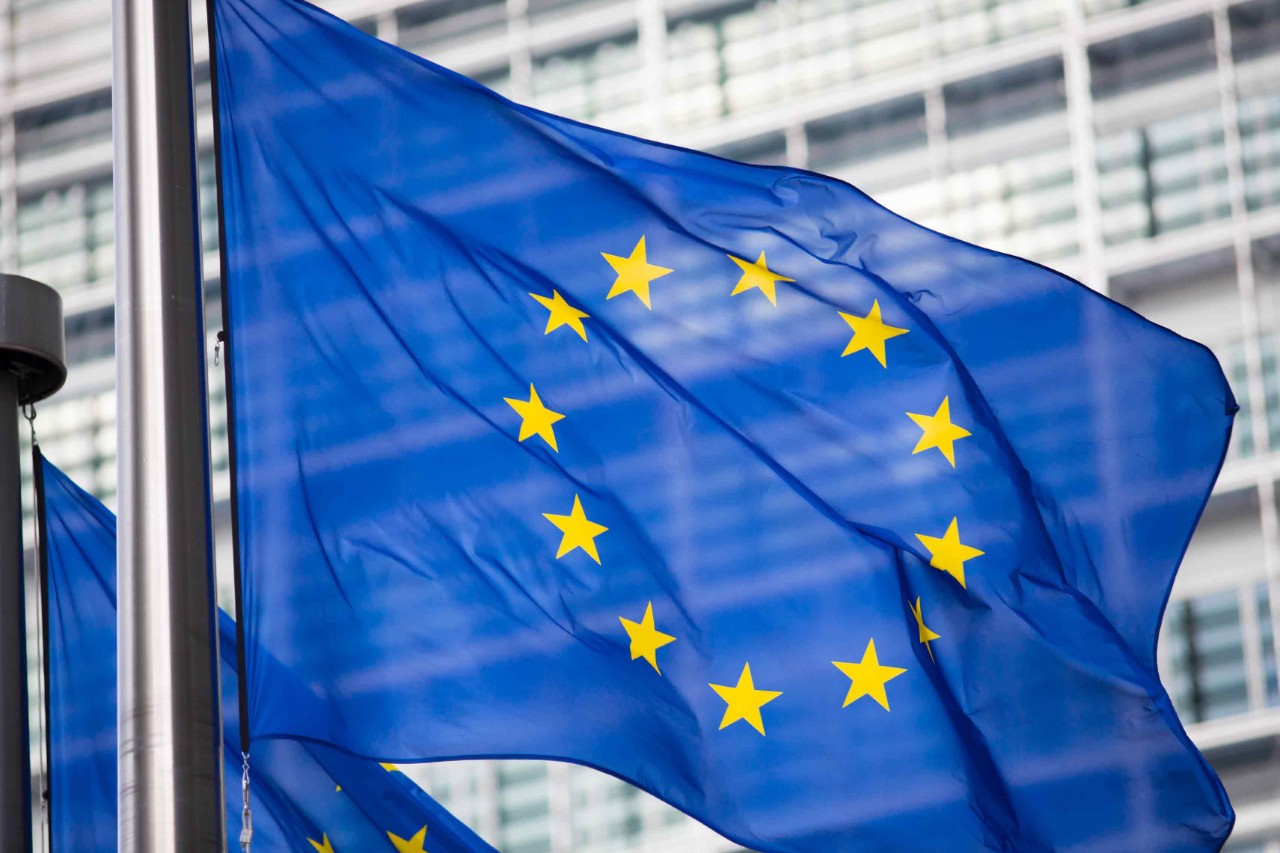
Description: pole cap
xmin=0 ymin=274 xmax=66 ymax=405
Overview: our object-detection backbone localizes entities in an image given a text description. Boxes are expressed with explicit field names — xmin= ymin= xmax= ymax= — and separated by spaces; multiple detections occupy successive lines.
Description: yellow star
xmin=839 ymin=300 xmax=908 ymax=367
xmin=529 ymin=290 xmax=589 ymax=341
xmin=542 ymin=494 xmax=609 ymax=563
xmin=308 ymin=835 xmax=335 ymax=853
xmin=619 ymin=602 xmax=676 ymax=673
xmin=909 ymin=597 xmax=941 ymax=662
xmin=504 ymin=383 xmax=565 ymax=452
xmin=388 ymin=826 xmax=427 ymax=853
xmin=833 ymin=639 xmax=906 ymax=711
xmin=728 ymin=251 xmax=794 ymax=306
xmin=709 ymin=662 xmax=783 ymax=735
xmin=906 ymin=396 xmax=971 ymax=467
xmin=602 ymin=235 xmax=672 ymax=309
xmin=915 ymin=517 xmax=984 ymax=588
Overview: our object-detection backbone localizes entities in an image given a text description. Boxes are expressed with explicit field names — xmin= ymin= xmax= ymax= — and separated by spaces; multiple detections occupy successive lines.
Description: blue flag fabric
xmin=214 ymin=0 xmax=1236 ymax=848
xmin=42 ymin=456 xmax=496 ymax=853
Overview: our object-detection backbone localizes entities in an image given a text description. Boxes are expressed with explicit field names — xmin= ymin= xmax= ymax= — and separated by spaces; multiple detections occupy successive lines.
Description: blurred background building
xmin=3 ymin=0 xmax=1279 ymax=849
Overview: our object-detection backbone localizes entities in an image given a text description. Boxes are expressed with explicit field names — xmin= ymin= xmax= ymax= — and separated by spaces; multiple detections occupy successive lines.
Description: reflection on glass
xmin=666 ymin=0 xmax=925 ymax=131
xmin=15 ymin=89 xmax=112 ymax=171
xmin=17 ymin=176 xmax=113 ymax=296
xmin=1239 ymin=92 xmax=1280 ymax=213
xmin=1226 ymin=335 xmax=1280 ymax=460
xmin=807 ymin=96 xmax=927 ymax=175
xmin=710 ymin=133 xmax=788 ymax=167
xmin=11 ymin=0 xmax=111 ymax=85
xmin=1165 ymin=588 xmax=1249 ymax=723
xmin=1261 ymin=583 xmax=1279 ymax=707
xmin=573 ymin=771 xmax=643 ymax=852
xmin=199 ymin=153 xmax=220 ymax=255
xmin=1229 ymin=0 xmax=1280 ymax=65
xmin=1097 ymin=107 xmax=1229 ymax=246
xmin=943 ymin=57 xmax=1064 ymax=136
xmin=933 ymin=0 xmax=1060 ymax=55
xmin=397 ymin=0 xmax=506 ymax=59
xmin=533 ymin=35 xmax=646 ymax=131
xmin=943 ymin=145 xmax=1078 ymax=263
xmin=498 ymin=762 xmax=551 ymax=853
xmin=1084 ymin=0 xmax=1173 ymax=15
xmin=1089 ymin=16 xmax=1215 ymax=99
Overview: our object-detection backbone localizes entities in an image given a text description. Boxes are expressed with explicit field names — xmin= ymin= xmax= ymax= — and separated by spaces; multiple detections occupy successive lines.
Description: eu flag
xmin=40 ymin=455 xmax=496 ymax=852
xmin=213 ymin=0 xmax=1236 ymax=848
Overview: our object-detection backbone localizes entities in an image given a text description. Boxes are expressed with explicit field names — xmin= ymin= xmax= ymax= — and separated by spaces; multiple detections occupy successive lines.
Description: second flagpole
xmin=112 ymin=0 xmax=225 ymax=846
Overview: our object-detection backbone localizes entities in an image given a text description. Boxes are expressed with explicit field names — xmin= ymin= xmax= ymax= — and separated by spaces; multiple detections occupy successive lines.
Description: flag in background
xmin=40 ymin=453 xmax=496 ymax=853
xmin=213 ymin=0 xmax=1236 ymax=848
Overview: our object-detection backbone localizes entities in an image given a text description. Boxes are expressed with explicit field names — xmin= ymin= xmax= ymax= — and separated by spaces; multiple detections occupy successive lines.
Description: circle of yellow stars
xmin=506 ymin=233 xmax=986 ymax=737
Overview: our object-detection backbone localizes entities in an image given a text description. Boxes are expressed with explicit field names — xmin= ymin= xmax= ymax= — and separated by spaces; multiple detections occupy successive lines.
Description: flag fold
xmin=42 ymin=456 xmax=495 ymax=852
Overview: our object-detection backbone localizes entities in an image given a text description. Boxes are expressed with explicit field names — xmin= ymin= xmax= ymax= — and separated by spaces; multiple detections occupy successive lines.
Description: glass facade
xmin=6 ymin=0 xmax=1280 ymax=849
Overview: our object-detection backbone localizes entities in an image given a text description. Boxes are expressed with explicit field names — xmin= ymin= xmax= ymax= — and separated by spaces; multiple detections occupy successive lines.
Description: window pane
xmin=1260 ymin=583 xmax=1279 ymax=707
xmin=807 ymin=96 xmax=927 ymax=176
xmin=12 ymin=0 xmax=111 ymax=85
xmin=17 ymin=173 xmax=113 ymax=296
xmin=498 ymin=761 xmax=550 ymax=853
xmin=397 ymin=0 xmax=506 ymax=59
xmin=573 ymin=770 xmax=643 ymax=852
xmin=1229 ymin=0 xmax=1280 ymax=65
xmin=1166 ymin=589 xmax=1249 ymax=723
xmin=15 ymin=88 xmax=112 ymax=172
xmin=668 ymin=0 xmax=926 ymax=131
xmin=533 ymin=34 xmax=645 ymax=132
xmin=1089 ymin=16 xmax=1215 ymax=100
xmin=933 ymin=0 xmax=1060 ymax=56
xmin=944 ymin=57 xmax=1065 ymax=137
xmin=1227 ymin=340 xmax=1256 ymax=458
xmin=710 ymin=132 xmax=787 ymax=167
xmin=1239 ymin=91 xmax=1280 ymax=213
xmin=943 ymin=144 xmax=1078 ymax=263
xmin=665 ymin=3 xmax=776 ymax=129
xmin=1097 ymin=107 xmax=1229 ymax=245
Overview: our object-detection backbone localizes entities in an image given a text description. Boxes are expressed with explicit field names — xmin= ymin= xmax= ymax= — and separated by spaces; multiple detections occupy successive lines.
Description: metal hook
xmin=239 ymin=751 xmax=253 ymax=852
xmin=21 ymin=402 xmax=36 ymax=445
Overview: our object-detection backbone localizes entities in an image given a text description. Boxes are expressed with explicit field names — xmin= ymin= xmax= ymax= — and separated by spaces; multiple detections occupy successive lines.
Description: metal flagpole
xmin=112 ymin=0 xmax=225 ymax=846
xmin=0 ymin=273 xmax=65 ymax=853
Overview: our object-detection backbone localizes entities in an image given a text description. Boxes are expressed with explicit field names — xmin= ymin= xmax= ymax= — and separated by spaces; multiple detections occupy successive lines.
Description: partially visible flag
xmin=213 ymin=0 xmax=1236 ymax=849
xmin=40 ymin=454 xmax=495 ymax=852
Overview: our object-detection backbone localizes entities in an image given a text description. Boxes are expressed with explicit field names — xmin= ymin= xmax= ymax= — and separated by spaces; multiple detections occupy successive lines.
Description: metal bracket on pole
xmin=0 ymin=272 xmax=65 ymax=853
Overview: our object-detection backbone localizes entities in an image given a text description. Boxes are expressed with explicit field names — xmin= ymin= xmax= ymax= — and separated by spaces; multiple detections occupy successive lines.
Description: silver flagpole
xmin=112 ymin=0 xmax=225 ymax=846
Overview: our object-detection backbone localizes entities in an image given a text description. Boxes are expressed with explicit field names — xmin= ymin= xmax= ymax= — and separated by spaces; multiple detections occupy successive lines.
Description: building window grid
xmin=15 ymin=172 xmax=113 ymax=298
xmin=1164 ymin=581 xmax=1280 ymax=724
xmin=1239 ymin=90 xmax=1280 ymax=212
xmin=532 ymin=34 xmax=647 ymax=132
xmin=1226 ymin=335 xmax=1280 ymax=460
xmin=1261 ymin=583 xmax=1280 ymax=706
xmin=1095 ymin=104 xmax=1232 ymax=246
xmin=19 ymin=387 xmax=117 ymax=508
xmin=11 ymin=0 xmax=111 ymax=88
xmin=11 ymin=2 xmax=1277 ymax=305
xmin=571 ymin=768 xmax=644 ymax=851
xmin=13 ymin=89 xmax=111 ymax=172
xmin=494 ymin=760 xmax=554 ymax=853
